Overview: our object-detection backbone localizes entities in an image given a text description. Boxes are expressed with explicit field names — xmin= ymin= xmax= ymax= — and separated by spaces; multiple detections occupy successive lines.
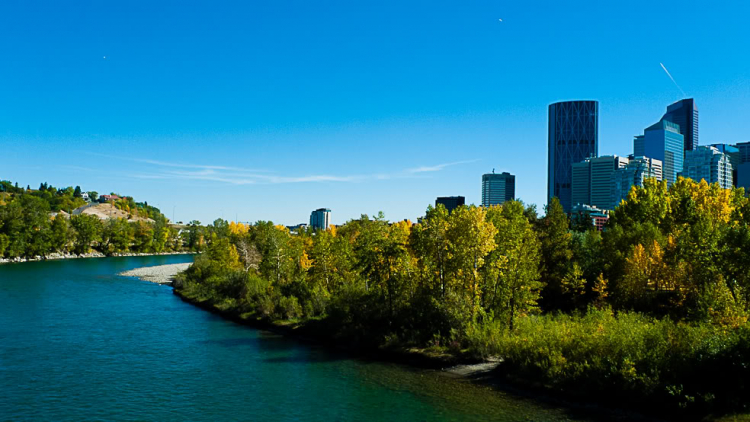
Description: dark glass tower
xmin=548 ymin=100 xmax=599 ymax=213
xmin=661 ymin=98 xmax=698 ymax=151
xmin=435 ymin=196 xmax=465 ymax=213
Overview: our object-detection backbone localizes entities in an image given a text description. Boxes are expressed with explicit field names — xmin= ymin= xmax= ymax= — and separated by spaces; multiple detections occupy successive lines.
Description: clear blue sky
xmin=2 ymin=0 xmax=749 ymax=225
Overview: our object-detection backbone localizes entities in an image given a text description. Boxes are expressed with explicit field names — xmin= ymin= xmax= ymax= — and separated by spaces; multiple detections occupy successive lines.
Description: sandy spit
xmin=119 ymin=263 xmax=192 ymax=284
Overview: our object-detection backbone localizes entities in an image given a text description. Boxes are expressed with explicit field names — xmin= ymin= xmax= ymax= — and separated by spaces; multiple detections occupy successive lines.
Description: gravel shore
xmin=0 ymin=251 xmax=194 ymax=265
xmin=119 ymin=263 xmax=192 ymax=284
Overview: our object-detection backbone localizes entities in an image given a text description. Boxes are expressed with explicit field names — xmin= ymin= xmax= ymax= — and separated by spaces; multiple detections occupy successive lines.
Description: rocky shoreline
xmin=0 ymin=251 xmax=195 ymax=265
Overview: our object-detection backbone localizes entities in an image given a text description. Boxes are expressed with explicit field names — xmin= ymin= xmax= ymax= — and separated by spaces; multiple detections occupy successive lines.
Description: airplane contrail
xmin=660 ymin=62 xmax=687 ymax=97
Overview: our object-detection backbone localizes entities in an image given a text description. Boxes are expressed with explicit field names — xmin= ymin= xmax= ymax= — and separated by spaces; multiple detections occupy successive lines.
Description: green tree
xmin=538 ymin=197 xmax=573 ymax=311
xmin=70 ymin=214 xmax=103 ymax=254
xmin=412 ymin=205 xmax=451 ymax=296
xmin=445 ymin=205 xmax=497 ymax=321
xmin=50 ymin=215 xmax=70 ymax=253
xmin=102 ymin=218 xmax=133 ymax=254
xmin=483 ymin=201 xmax=542 ymax=329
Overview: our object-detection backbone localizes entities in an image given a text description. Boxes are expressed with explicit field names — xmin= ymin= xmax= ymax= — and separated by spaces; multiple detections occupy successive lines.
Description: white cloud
xmin=90 ymin=153 xmax=479 ymax=186
xmin=406 ymin=159 xmax=480 ymax=173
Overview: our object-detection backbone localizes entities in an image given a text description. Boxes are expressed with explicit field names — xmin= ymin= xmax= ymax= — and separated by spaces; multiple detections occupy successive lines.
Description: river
xmin=0 ymin=255 xmax=601 ymax=421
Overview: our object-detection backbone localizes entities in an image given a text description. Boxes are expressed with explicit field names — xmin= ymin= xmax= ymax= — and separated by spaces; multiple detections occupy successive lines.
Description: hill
xmin=72 ymin=203 xmax=155 ymax=223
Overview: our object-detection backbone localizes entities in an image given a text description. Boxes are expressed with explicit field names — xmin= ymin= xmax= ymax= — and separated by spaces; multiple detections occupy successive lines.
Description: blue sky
xmin=2 ymin=0 xmax=749 ymax=225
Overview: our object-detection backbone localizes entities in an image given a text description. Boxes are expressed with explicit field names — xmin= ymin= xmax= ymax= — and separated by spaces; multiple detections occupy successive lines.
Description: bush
xmin=473 ymin=308 xmax=750 ymax=417
xmin=277 ymin=296 xmax=303 ymax=320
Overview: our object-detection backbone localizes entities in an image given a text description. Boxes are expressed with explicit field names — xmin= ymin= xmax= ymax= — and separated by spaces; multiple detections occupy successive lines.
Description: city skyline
xmin=2 ymin=1 xmax=750 ymax=225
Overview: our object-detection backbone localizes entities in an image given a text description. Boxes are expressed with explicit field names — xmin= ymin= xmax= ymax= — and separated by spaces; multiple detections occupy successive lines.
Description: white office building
xmin=309 ymin=208 xmax=331 ymax=230
xmin=683 ymin=146 xmax=733 ymax=189
xmin=613 ymin=156 xmax=663 ymax=207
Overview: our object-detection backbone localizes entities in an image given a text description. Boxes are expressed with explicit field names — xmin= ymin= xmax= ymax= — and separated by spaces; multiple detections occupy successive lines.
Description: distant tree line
xmin=0 ymin=180 xmax=208 ymax=258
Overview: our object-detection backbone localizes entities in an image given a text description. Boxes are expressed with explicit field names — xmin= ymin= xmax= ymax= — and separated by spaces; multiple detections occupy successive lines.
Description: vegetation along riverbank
xmin=0 ymin=179 xmax=207 ymax=261
xmin=173 ymin=177 xmax=750 ymax=421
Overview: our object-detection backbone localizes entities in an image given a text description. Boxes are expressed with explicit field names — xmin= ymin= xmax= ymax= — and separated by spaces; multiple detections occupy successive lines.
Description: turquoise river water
xmin=0 ymin=255 xmax=603 ymax=421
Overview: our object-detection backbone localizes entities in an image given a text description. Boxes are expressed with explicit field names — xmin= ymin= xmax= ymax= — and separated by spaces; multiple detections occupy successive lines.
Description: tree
xmin=70 ymin=214 xmax=103 ymax=254
xmin=50 ymin=215 xmax=70 ymax=253
xmin=538 ymin=197 xmax=573 ymax=311
xmin=445 ymin=205 xmax=497 ymax=321
xmin=88 ymin=191 xmax=98 ymax=202
xmin=102 ymin=218 xmax=132 ymax=254
xmin=352 ymin=213 xmax=390 ymax=293
xmin=186 ymin=220 xmax=206 ymax=252
xmin=412 ymin=205 xmax=451 ymax=296
xmin=132 ymin=221 xmax=154 ymax=252
xmin=483 ymin=201 xmax=542 ymax=329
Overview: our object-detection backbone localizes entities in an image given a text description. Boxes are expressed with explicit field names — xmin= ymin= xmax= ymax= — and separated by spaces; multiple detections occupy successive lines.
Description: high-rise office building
xmin=709 ymin=144 xmax=740 ymax=186
xmin=661 ymin=98 xmax=699 ymax=152
xmin=548 ymin=100 xmax=599 ymax=212
xmin=571 ymin=155 xmax=629 ymax=211
xmin=737 ymin=142 xmax=750 ymax=191
xmin=684 ymin=146 xmax=734 ymax=189
xmin=613 ymin=156 xmax=663 ymax=206
xmin=633 ymin=120 xmax=684 ymax=187
xmin=738 ymin=142 xmax=750 ymax=164
xmin=309 ymin=208 xmax=331 ymax=230
xmin=435 ymin=196 xmax=465 ymax=213
xmin=481 ymin=171 xmax=515 ymax=207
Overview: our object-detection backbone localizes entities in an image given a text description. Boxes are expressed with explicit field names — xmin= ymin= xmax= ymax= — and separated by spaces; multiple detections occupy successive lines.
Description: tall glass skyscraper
xmin=481 ymin=171 xmax=515 ymax=207
xmin=633 ymin=120 xmax=684 ymax=187
xmin=737 ymin=142 xmax=750 ymax=191
xmin=661 ymin=98 xmax=699 ymax=152
xmin=548 ymin=100 xmax=599 ymax=212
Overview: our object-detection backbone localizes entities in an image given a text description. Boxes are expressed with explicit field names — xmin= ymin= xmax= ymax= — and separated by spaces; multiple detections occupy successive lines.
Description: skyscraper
xmin=736 ymin=142 xmax=750 ymax=191
xmin=435 ymin=196 xmax=465 ymax=213
xmin=633 ymin=120 xmax=684 ymax=187
xmin=660 ymin=98 xmax=699 ymax=151
xmin=709 ymin=143 xmax=740 ymax=186
xmin=683 ymin=146 xmax=734 ymax=189
xmin=481 ymin=171 xmax=515 ymax=207
xmin=548 ymin=100 xmax=599 ymax=212
xmin=309 ymin=208 xmax=331 ymax=230
xmin=571 ymin=155 xmax=629 ymax=211
xmin=613 ymin=156 xmax=663 ymax=206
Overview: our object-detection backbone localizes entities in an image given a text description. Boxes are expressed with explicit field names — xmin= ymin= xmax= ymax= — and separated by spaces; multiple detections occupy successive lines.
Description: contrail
xmin=660 ymin=62 xmax=687 ymax=97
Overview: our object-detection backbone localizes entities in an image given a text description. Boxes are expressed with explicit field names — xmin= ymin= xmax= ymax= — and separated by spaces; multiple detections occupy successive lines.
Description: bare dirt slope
xmin=72 ymin=203 xmax=154 ymax=222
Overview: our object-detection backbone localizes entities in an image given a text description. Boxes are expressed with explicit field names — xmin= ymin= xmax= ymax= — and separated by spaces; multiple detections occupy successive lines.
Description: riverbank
xmin=0 ymin=251 xmax=195 ymax=265
xmin=171 ymin=287 xmax=471 ymax=369
xmin=0 ymin=255 xmax=617 ymax=422
xmin=171 ymin=287 xmax=674 ymax=422
xmin=119 ymin=263 xmax=192 ymax=284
